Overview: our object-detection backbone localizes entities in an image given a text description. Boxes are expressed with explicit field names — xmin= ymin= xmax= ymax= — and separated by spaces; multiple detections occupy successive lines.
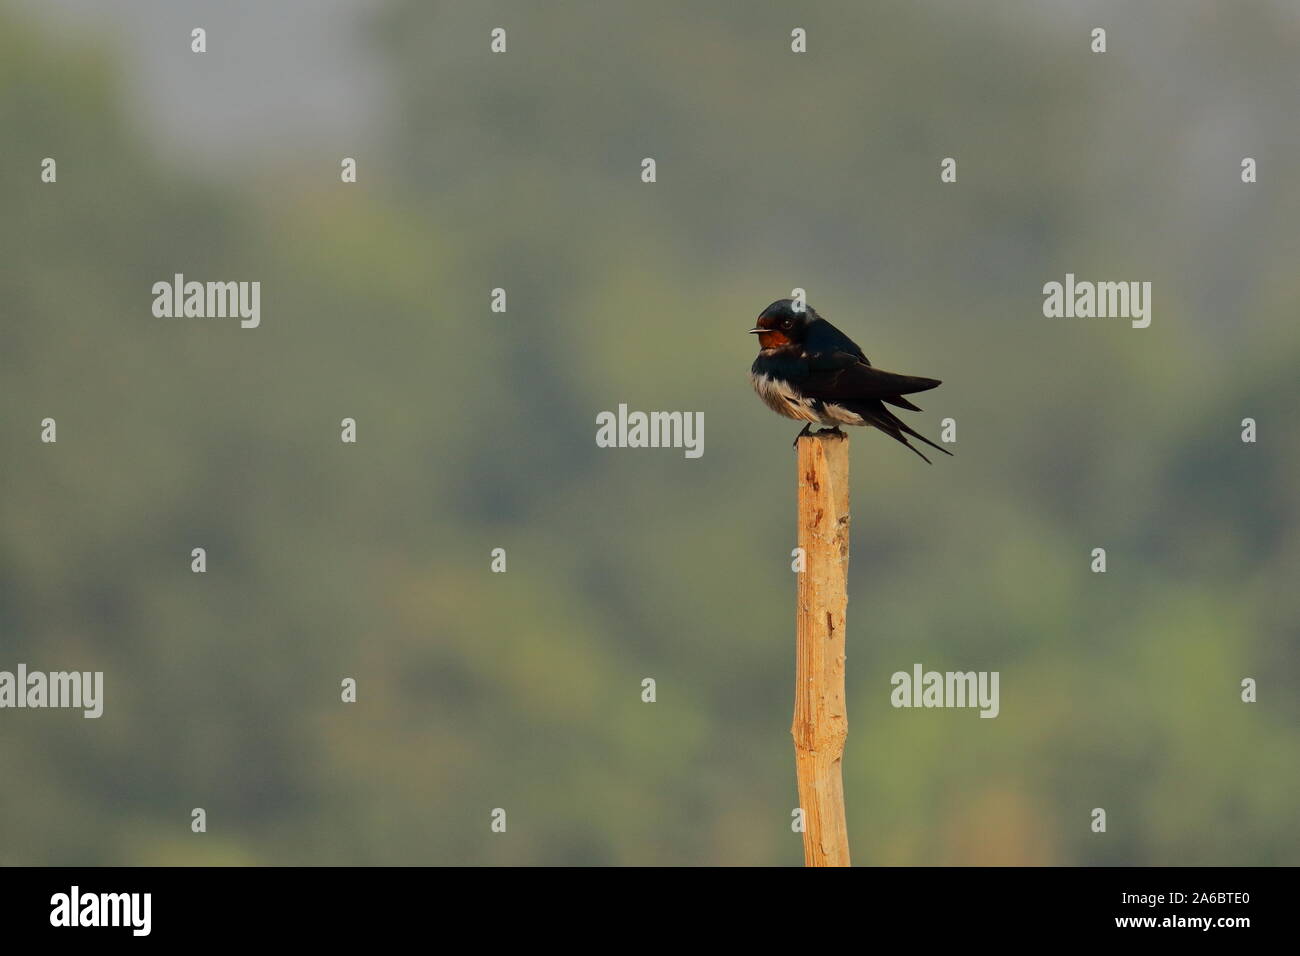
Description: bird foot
xmin=793 ymin=424 xmax=845 ymax=447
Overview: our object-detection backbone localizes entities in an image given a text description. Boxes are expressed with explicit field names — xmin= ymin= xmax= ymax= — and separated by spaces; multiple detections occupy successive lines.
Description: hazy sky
xmin=9 ymin=0 xmax=385 ymax=169
xmin=11 ymin=0 xmax=1298 ymax=178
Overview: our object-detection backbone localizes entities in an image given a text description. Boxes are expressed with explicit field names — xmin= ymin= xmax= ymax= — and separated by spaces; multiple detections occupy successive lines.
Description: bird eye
xmin=781 ymin=319 xmax=793 ymax=330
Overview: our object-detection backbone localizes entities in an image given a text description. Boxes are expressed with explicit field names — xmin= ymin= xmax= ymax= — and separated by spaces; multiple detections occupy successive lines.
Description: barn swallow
xmin=749 ymin=298 xmax=952 ymax=463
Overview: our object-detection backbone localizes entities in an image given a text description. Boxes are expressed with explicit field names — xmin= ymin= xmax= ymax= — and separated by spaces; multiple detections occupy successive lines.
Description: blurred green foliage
xmin=1 ymin=0 xmax=1297 ymax=865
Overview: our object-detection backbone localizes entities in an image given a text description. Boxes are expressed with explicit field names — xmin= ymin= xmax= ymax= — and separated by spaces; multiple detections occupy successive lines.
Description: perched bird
xmin=748 ymin=298 xmax=952 ymax=463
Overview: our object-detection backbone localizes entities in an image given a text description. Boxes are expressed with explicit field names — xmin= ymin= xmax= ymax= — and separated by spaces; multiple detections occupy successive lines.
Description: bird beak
xmin=747 ymin=327 xmax=764 ymax=334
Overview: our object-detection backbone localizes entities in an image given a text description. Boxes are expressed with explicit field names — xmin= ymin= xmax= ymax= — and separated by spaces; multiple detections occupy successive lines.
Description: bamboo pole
xmin=793 ymin=430 xmax=851 ymax=866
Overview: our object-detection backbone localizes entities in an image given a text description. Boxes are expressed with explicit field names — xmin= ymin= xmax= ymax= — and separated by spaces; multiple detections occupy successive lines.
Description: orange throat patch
xmin=756 ymin=329 xmax=792 ymax=349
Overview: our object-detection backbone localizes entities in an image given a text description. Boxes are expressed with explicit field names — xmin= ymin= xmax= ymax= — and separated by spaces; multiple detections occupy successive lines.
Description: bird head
xmin=748 ymin=298 xmax=813 ymax=350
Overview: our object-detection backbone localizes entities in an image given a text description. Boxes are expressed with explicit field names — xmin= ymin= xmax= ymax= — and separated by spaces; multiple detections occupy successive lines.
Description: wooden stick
xmin=793 ymin=430 xmax=851 ymax=867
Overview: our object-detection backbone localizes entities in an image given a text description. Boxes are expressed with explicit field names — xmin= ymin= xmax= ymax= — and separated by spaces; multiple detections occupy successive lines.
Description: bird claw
xmin=794 ymin=424 xmax=847 ymax=446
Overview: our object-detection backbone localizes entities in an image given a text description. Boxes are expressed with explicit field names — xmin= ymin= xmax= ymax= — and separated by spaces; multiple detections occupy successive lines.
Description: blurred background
xmin=1 ymin=0 xmax=1297 ymax=865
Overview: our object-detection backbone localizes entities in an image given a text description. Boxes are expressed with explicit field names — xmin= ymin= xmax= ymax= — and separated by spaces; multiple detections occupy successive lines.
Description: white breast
xmin=818 ymin=402 xmax=867 ymax=427
xmin=750 ymin=371 xmax=868 ymax=427
xmin=750 ymin=371 xmax=822 ymax=423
